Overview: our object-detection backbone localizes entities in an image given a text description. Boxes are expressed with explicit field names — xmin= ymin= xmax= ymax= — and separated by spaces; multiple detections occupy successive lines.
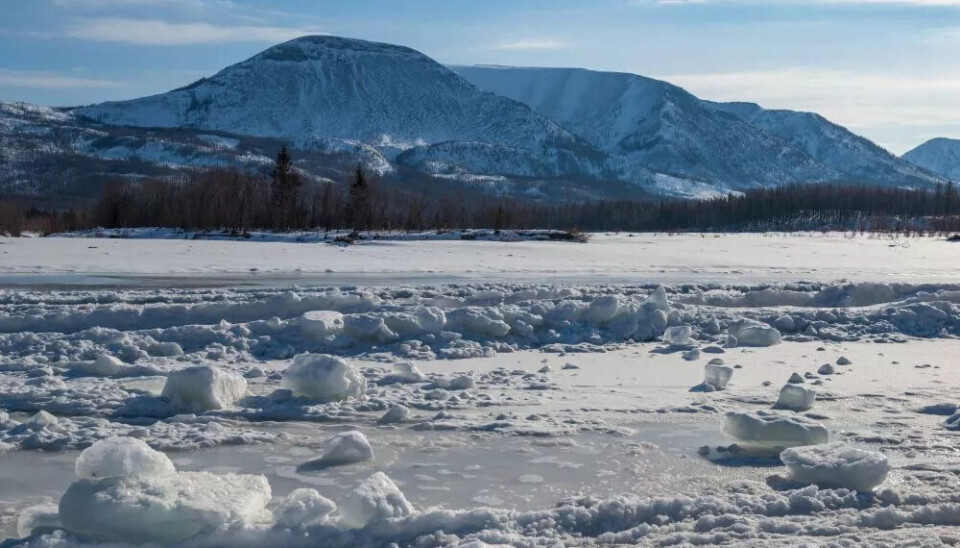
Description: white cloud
xmin=487 ymin=39 xmax=566 ymax=51
xmin=65 ymin=17 xmax=319 ymax=45
xmin=0 ymin=68 xmax=125 ymax=89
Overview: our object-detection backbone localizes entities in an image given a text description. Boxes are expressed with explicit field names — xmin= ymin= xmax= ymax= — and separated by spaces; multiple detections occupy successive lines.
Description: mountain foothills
xmin=904 ymin=138 xmax=960 ymax=182
xmin=0 ymin=35 xmax=955 ymax=205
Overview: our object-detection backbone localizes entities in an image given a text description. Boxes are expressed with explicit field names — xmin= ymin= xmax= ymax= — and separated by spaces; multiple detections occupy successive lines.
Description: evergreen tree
xmin=270 ymin=146 xmax=302 ymax=228
xmin=347 ymin=164 xmax=371 ymax=236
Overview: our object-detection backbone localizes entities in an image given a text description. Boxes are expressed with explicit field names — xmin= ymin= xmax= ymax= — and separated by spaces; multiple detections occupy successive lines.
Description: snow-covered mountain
xmin=75 ymin=36 xmax=605 ymax=182
xmin=0 ymin=35 xmax=948 ymax=204
xmin=903 ymin=138 xmax=960 ymax=182
xmin=712 ymin=102 xmax=938 ymax=187
xmin=453 ymin=65 xmax=942 ymax=190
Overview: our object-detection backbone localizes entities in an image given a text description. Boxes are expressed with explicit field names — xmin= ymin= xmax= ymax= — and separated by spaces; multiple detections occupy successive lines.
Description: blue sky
xmin=2 ymin=0 xmax=959 ymax=153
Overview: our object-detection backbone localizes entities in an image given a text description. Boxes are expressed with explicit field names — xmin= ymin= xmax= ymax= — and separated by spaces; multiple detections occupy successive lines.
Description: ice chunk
xmin=282 ymin=353 xmax=367 ymax=401
xmin=662 ymin=326 xmax=692 ymax=346
xmin=59 ymin=471 xmax=271 ymax=543
xmin=704 ymin=362 xmax=734 ymax=390
xmin=147 ymin=342 xmax=184 ymax=357
xmin=382 ymin=361 xmax=427 ymax=384
xmin=780 ymin=443 xmax=890 ymax=491
xmin=87 ymin=355 xmax=128 ymax=376
xmin=643 ymin=286 xmax=670 ymax=311
xmin=729 ymin=320 xmax=781 ymax=347
xmin=300 ymin=431 xmax=374 ymax=470
xmin=300 ymin=310 xmax=345 ymax=340
xmin=27 ymin=410 xmax=58 ymax=428
xmin=340 ymin=472 xmax=414 ymax=528
xmin=436 ymin=374 xmax=476 ymax=390
xmin=274 ymin=488 xmax=337 ymax=527
xmin=75 ymin=437 xmax=176 ymax=480
xmin=775 ymin=384 xmax=817 ymax=411
xmin=71 ymin=355 xmax=161 ymax=378
xmin=17 ymin=504 xmax=60 ymax=538
xmin=161 ymin=365 xmax=247 ymax=412
xmin=724 ymin=410 xmax=829 ymax=447
xmin=343 ymin=314 xmax=397 ymax=342
xmin=586 ymin=295 xmax=620 ymax=323
xmin=378 ymin=405 xmax=411 ymax=424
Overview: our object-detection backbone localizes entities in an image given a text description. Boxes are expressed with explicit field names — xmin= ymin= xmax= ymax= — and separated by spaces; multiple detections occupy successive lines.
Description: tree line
xmin=2 ymin=147 xmax=960 ymax=236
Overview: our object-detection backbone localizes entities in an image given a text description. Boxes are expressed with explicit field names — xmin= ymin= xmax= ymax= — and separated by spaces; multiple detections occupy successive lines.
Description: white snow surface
xmin=3 ymin=233 xmax=959 ymax=285
xmin=3 ymin=233 xmax=960 ymax=547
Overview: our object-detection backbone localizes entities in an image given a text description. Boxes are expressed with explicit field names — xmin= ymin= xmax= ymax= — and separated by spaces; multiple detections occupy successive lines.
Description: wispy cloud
xmin=486 ymin=39 xmax=566 ymax=51
xmin=65 ymin=17 xmax=320 ymax=45
xmin=0 ymin=68 xmax=125 ymax=89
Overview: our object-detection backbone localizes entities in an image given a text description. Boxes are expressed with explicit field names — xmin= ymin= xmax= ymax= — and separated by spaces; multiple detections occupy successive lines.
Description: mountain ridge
xmin=0 ymin=35 xmax=947 ymax=204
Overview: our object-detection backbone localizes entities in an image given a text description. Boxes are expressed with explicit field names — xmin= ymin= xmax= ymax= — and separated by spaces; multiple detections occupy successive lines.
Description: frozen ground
xmin=1 ymin=232 xmax=959 ymax=286
xmin=2 ymin=233 xmax=960 ymax=546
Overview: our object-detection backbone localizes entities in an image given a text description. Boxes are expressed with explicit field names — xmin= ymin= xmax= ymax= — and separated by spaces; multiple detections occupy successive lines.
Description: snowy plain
xmin=2 ymin=232 xmax=960 ymax=547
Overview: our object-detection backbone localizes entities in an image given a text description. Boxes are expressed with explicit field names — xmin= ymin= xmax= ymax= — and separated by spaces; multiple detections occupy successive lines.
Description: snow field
xmin=2 ymin=236 xmax=960 ymax=547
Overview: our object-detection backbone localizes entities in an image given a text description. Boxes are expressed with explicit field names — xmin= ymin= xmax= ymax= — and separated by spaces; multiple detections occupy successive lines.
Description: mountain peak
xmin=253 ymin=35 xmax=427 ymax=63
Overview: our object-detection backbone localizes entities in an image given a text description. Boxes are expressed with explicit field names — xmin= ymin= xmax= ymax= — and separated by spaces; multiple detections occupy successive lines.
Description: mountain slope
xmin=453 ymin=65 xmax=942 ymax=190
xmin=451 ymin=65 xmax=834 ymax=190
xmin=903 ymin=138 xmax=960 ymax=182
xmin=75 ymin=36 xmax=608 ymax=181
xmin=712 ymin=102 xmax=941 ymax=187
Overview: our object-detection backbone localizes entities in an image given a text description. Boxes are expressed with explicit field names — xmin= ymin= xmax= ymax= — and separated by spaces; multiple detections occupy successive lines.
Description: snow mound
xmin=300 ymin=431 xmax=374 ymax=470
xmin=378 ymin=405 xmax=411 ymax=424
xmin=274 ymin=488 xmax=337 ymax=527
xmin=729 ymin=320 xmax=781 ymax=347
xmin=340 ymin=471 xmax=414 ymax=528
xmin=82 ymin=355 xmax=130 ymax=377
xmin=775 ymin=384 xmax=817 ymax=411
xmin=75 ymin=437 xmax=176 ymax=480
xmin=780 ymin=443 xmax=890 ymax=491
xmin=703 ymin=362 xmax=734 ymax=390
xmin=161 ymin=365 xmax=247 ymax=412
xmin=58 ymin=471 xmax=271 ymax=543
xmin=724 ymin=410 xmax=829 ymax=447
xmin=282 ymin=353 xmax=367 ymax=401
